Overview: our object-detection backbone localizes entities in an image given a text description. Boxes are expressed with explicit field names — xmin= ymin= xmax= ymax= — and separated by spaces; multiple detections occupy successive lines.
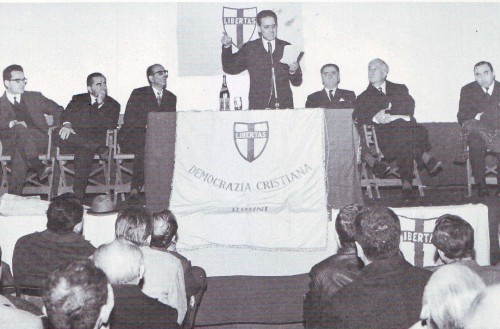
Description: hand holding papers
xmin=281 ymin=44 xmax=303 ymax=73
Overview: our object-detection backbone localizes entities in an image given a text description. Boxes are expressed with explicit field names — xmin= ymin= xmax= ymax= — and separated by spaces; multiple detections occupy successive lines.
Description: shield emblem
xmin=222 ymin=7 xmax=257 ymax=49
xmin=233 ymin=122 xmax=269 ymax=163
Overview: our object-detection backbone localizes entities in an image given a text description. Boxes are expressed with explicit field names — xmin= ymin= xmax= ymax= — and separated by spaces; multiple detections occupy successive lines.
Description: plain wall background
xmin=0 ymin=2 xmax=498 ymax=122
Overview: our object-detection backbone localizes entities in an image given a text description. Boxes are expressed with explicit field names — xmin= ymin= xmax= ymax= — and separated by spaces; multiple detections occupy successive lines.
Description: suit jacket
xmin=119 ymin=86 xmax=176 ymax=152
xmin=318 ymin=254 xmax=431 ymax=329
xmin=305 ymin=88 xmax=356 ymax=109
xmin=353 ymin=80 xmax=415 ymax=125
xmin=111 ymin=284 xmax=180 ymax=329
xmin=222 ymin=38 xmax=302 ymax=110
xmin=62 ymin=93 xmax=120 ymax=142
xmin=458 ymin=80 xmax=500 ymax=127
xmin=303 ymin=246 xmax=363 ymax=328
xmin=0 ymin=91 xmax=62 ymax=135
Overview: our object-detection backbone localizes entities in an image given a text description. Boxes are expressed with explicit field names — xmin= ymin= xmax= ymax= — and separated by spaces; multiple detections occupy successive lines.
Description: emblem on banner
xmin=234 ymin=121 xmax=269 ymax=163
xmin=222 ymin=7 xmax=257 ymax=49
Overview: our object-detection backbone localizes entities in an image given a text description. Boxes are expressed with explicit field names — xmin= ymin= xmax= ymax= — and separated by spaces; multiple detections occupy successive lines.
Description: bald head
xmin=368 ymin=58 xmax=389 ymax=87
xmin=93 ymin=239 xmax=144 ymax=285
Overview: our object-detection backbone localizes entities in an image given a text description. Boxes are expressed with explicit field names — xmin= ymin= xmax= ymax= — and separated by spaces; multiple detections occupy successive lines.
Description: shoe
xmin=401 ymin=188 xmax=414 ymax=202
xmin=425 ymin=157 xmax=443 ymax=176
xmin=96 ymin=146 xmax=110 ymax=160
xmin=37 ymin=165 xmax=52 ymax=181
xmin=372 ymin=160 xmax=391 ymax=178
xmin=478 ymin=183 xmax=490 ymax=197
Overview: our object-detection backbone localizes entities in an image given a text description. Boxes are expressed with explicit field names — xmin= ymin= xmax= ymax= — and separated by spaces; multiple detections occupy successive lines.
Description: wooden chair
xmin=360 ymin=124 xmax=424 ymax=198
xmin=111 ymin=127 xmax=136 ymax=204
xmin=0 ymin=128 xmax=56 ymax=198
xmin=53 ymin=130 xmax=114 ymax=195
xmin=466 ymin=146 xmax=498 ymax=196
xmin=182 ymin=282 xmax=208 ymax=329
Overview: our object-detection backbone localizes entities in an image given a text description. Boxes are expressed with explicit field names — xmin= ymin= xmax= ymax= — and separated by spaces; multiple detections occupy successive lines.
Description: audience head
xmin=93 ymin=238 xmax=144 ymax=285
xmin=146 ymin=64 xmax=168 ymax=89
xmin=432 ymin=214 xmax=475 ymax=263
xmin=320 ymin=64 xmax=340 ymax=90
xmin=368 ymin=58 xmax=389 ymax=86
xmin=115 ymin=205 xmax=152 ymax=246
xmin=3 ymin=64 xmax=26 ymax=95
xmin=151 ymin=209 xmax=178 ymax=249
xmin=464 ymin=283 xmax=500 ymax=329
xmin=46 ymin=195 xmax=85 ymax=235
xmin=335 ymin=203 xmax=363 ymax=249
xmin=354 ymin=206 xmax=400 ymax=263
xmin=43 ymin=259 xmax=114 ymax=329
xmin=257 ymin=10 xmax=277 ymax=41
xmin=420 ymin=263 xmax=485 ymax=329
xmin=86 ymin=72 xmax=107 ymax=97
xmin=473 ymin=61 xmax=495 ymax=89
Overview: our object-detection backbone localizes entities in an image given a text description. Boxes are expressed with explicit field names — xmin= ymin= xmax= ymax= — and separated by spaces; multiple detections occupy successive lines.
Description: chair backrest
xmin=182 ymin=282 xmax=208 ymax=329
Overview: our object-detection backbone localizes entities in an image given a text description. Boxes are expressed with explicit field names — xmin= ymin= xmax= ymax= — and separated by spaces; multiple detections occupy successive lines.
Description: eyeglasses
xmin=153 ymin=70 xmax=168 ymax=77
xmin=10 ymin=78 xmax=27 ymax=84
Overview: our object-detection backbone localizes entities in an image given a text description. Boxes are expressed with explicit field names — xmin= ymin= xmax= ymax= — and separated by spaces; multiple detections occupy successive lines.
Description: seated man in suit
xmin=457 ymin=61 xmax=500 ymax=196
xmin=53 ymin=72 xmax=120 ymax=200
xmin=0 ymin=64 xmax=63 ymax=195
xmin=119 ymin=64 xmax=176 ymax=195
xmin=93 ymin=238 xmax=180 ymax=329
xmin=43 ymin=260 xmax=114 ymax=329
xmin=318 ymin=206 xmax=431 ymax=329
xmin=13 ymin=194 xmax=95 ymax=289
xmin=429 ymin=214 xmax=500 ymax=285
xmin=353 ymin=58 xmax=442 ymax=200
xmin=305 ymin=63 xmax=355 ymax=109
xmin=303 ymin=203 xmax=364 ymax=328
xmin=115 ymin=205 xmax=186 ymax=324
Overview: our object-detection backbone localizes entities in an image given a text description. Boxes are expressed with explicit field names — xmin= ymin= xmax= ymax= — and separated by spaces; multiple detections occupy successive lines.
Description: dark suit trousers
xmin=52 ymin=128 xmax=103 ymax=199
xmin=464 ymin=120 xmax=500 ymax=183
xmin=1 ymin=126 xmax=48 ymax=194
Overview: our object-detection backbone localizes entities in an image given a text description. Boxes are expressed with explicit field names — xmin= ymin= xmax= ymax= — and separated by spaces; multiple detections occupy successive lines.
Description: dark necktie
xmin=328 ymin=90 xmax=334 ymax=102
xmin=157 ymin=91 xmax=162 ymax=107
xmin=378 ymin=87 xmax=384 ymax=94
xmin=92 ymin=99 xmax=99 ymax=108
xmin=485 ymin=87 xmax=490 ymax=98
xmin=13 ymin=96 xmax=19 ymax=105
xmin=267 ymin=42 xmax=272 ymax=54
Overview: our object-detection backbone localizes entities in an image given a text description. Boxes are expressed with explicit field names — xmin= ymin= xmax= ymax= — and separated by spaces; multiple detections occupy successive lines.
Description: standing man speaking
xmin=221 ymin=10 xmax=302 ymax=110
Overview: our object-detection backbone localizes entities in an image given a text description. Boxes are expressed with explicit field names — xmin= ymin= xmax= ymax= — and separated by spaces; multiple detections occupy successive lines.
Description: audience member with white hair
xmin=464 ymin=283 xmax=500 ymax=329
xmin=411 ymin=262 xmax=485 ymax=329
xmin=115 ymin=205 xmax=186 ymax=324
xmin=93 ymin=239 xmax=180 ymax=329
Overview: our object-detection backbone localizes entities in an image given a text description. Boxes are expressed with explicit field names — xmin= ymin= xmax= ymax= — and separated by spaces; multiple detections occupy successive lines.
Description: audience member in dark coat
xmin=12 ymin=194 xmax=95 ymax=289
xmin=93 ymin=238 xmax=180 ymax=329
xmin=303 ymin=203 xmax=364 ymax=328
xmin=119 ymin=64 xmax=176 ymax=194
xmin=353 ymin=59 xmax=441 ymax=199
xmin=53 ymin=73 xmax=120 ymax=199
xmin=318 ymin=206 xmax=431 ymax=329
xmin=305 ymin=64 xmax=355 ymax=109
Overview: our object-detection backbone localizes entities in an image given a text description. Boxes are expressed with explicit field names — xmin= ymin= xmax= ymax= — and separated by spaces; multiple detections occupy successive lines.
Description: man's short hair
xmin=354 ymin=206 xmax=401 ymax=261
xmin=146 ymin=64 xmax=162 ymax=81
xmin=335 ymin=203 xmax=363 ymax=248
xmin=115 ymin=205 xmax=152 ymax=246
xmin=320 ymin=63 xmax=340 ymax=74
xmin=151 ymin=209 xmax=178 ymax=249
xmin=93 ymin=238 xmax=143 ymax=285
xmin=46 ymin=197 xmax=84 ymax=234
xmin=43 ymin=259 xmax=109 ymax=329
xmin=86 ymin=72 xmax=105 ymax=87
xmin=257 ymin=10 xmax=277 ymax=26
xmin=3 ymin=64 xmax=23 ymax=81
xmin=369 ymin=58 xmax=389 ymax=75
xmin=473 ymin=61 xmax=494 ymax=72
xmin=432 ymin=214 xmax=475 ymax=260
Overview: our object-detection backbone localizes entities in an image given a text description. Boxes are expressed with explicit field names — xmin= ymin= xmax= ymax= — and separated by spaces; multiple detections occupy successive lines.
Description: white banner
xmin=170 ymin=109 xmax=328 ymax=250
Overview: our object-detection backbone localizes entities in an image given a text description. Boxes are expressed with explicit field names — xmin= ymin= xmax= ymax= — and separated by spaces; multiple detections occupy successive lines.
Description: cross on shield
xmin=222 ymin=7 xmax=257 ymax=49
xmin=234 ymin=122 xmax=269 ymax=163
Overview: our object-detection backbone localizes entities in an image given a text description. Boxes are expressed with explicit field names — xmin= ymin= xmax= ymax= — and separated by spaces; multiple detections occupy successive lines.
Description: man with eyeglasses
xmin=305 ymin=63 xmax=356 ymax=109
xmin=52 ymin=72 xmax=120 ymax=200
xmin=221 ymin=9 xmax=302 ymax=110
xmin=0 ymin=64 xmax=63 ymax=194
xmin=119 ymin=64 xmax=176 ymax=195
